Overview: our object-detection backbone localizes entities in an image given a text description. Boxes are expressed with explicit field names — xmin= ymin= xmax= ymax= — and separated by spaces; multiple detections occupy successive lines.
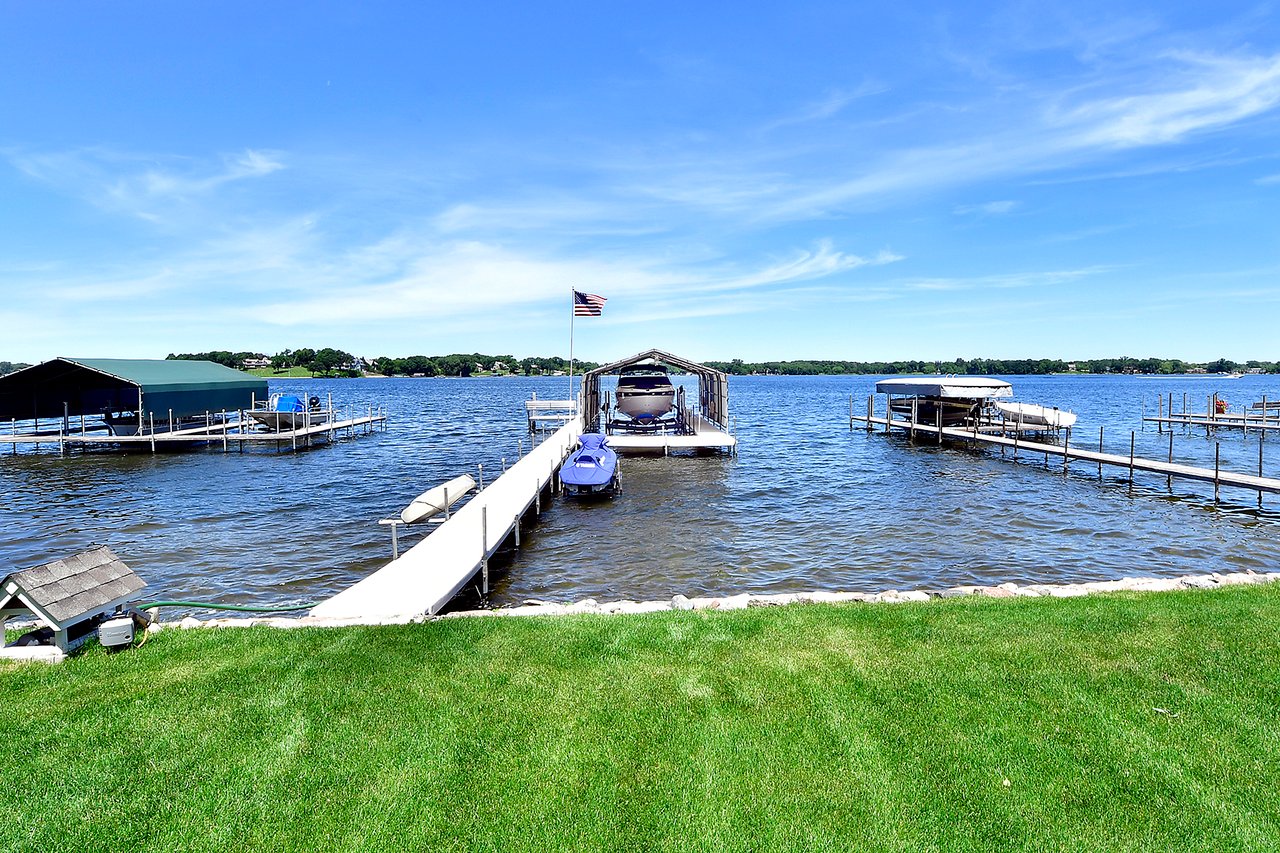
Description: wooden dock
xmin=1145 ymin=393 xmax=1280 ymax=433
xmin=851 ymin=411 xmax=1280 ymax=501
xmin=311 ymin=416 xmax=585 ymax=619
xmin=3 ymin=407 xmax=386 ymax=454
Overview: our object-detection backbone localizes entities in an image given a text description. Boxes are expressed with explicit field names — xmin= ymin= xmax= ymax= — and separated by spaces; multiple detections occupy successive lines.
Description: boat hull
xmin=995 ymin=402 xmax=1077 ymax=429
xmin=247 ymin=410 xmax=331 ymax=431
xmin=615 ymin=390 xmax=675 ymax=419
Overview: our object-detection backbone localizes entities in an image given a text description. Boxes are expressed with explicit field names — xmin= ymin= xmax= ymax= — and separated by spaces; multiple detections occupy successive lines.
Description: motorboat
xmin=876 ymin=376 xmax=1013 ymax=426
xmin=247 ymin=393 xmax=330 ymax=431
xmin=615 ymin=363 xmax=675 ymax=420
xmin=559 ymin=434 xmax=620 ymax=497
xmin=994 ymin=401 xmax=1078 ymax=430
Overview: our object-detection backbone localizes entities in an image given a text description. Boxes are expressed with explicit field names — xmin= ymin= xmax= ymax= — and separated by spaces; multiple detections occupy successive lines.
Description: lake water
xmin=2 ymin=373 xmax=1279 ymax=613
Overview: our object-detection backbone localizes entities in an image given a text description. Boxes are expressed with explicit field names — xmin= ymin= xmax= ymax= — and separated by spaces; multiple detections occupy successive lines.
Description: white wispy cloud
xmin=954 ymin=200 xmax=1019 ymax=215
xmin=761 ymin=82 xmax=889 ymax=131
xmin=10 ymin=147 xmax=285 ymax=222
xmin=1052 ymin=52 xmax=1280 ymax=147
xmin=895 ymin=266 xmax=1116 ymax=293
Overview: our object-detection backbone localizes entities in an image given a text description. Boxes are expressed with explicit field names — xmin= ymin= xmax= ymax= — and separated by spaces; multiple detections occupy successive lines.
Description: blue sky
xmin=2 ymin=1 xmax=1279 ymax=364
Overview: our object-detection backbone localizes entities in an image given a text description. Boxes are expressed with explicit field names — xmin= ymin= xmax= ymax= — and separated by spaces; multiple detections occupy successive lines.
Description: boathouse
xmin=580 ymin=348 xmax=735 ymax=453
xmin=0 ymin=358 xmax=267 ymax=422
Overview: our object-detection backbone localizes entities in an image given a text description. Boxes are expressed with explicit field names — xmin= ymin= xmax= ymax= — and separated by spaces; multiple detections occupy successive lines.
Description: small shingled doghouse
xmin=0 ymin=546 xmax=146 ymax=657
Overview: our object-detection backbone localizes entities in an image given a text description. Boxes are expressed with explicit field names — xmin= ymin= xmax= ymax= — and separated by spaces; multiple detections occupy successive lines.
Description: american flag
xmin=573 ymin=290 xmax=607 ymax=316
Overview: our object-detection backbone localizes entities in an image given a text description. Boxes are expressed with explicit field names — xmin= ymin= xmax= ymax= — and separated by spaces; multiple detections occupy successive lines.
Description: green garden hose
xmin=137 ymin=600 xmax=316 ymax=612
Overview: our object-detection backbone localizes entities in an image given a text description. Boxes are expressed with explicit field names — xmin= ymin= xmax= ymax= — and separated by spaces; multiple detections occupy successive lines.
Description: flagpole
xmin=568 ymin=287 xmax=575 ymax=411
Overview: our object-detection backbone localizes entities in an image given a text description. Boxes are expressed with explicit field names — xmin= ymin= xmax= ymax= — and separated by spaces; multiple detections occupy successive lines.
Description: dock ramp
xmin=312 ymin=417 xmax=582 ymax=619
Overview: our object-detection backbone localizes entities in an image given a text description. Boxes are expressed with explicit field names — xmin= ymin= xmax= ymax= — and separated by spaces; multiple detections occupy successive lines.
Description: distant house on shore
xmin=241 ymin=356 xmax=271 ymax=369
xmin=1187 ymin=367 xmax=1208 ymax=374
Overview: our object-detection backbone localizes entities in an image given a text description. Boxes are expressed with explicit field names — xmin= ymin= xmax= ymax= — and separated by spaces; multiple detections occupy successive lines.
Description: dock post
xmin=866 ymin=395 xmax=873 ymax=433
xmin=477 ymin=463 xmax=484 ymax=490
xmin=222 ymin=410 xmax=229 ymax=452
xmin=443 ymin=487 xmax=451 ymax=521
xmin=535 ymin=481 xmax=541 ymax=514
xmin=391 ymin=522 xmax=399 ymax=560
xmin=1129 ymin=431 xmax=1135 ymax=485
xmin=1260 ymin=432 xmax=1265 ymax=508
xmin=149 ymin=413 xmax=156 ymax=453
xmin=1214 ymin=443 xmax=1221 ymax=502
xmin=1062 ymin=427 xmax=1070 ymax=473
xmin=1158 ymin=394 xmax=1163 ymax=433
xmin=910 ymin=398 xmax=917 ymax=442
xmin=884 ymin=394 xmax=890 ymax=434
xmin=481 ymin=506 xmax=489 ymax=595
xmin=1167 ymin=430 xmax=1174 ymax=490
xmin=937 ymin=408 xmax=942 ymax=445
xmin=849 ymin=394 xmax=853 ymax=431
xmin=239 ymin=409 xmax=245 ymax=453
xmin=1098 ymin=426 xmax=1104 ymax=478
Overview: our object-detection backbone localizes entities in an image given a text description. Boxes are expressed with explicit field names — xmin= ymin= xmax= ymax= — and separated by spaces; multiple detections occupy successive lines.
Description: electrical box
xmin=97 ymin=616 xmax=136 ymax=648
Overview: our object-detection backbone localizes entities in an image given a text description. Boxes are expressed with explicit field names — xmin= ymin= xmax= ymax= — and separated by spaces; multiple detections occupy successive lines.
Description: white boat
xmin=615 ymin=364 xmax=675 ymax=420
xmin=876 ymin=376 xmax=1012 ymax=426
xmin=247 ymin=393 xmax=331 ymax=431
xmin=995 ymin=401 xmax=1077 ymax=429
xmin=400 ymin=474 xmax=478 ymax=524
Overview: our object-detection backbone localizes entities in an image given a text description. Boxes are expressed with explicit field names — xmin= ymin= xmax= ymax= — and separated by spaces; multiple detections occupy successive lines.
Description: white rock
xmin=179 ymin=616 xmax=202 ymax=629
xmin=900 ymin=590 xmax=932 ymax=602
xmin=0 ymin=646 xmax=65 ymax=664
xmin=716 ymin=594 xmax=752 ymax=611
xmin=748 ymin=594 xmax=799 ymax=607
xmin=615 ymin=600 xmax=669 ymax=614
xmin=1181 ymin=575 xmax=1218 ymax=589
xmin=671 ymin=594 xmax=695 ymax=611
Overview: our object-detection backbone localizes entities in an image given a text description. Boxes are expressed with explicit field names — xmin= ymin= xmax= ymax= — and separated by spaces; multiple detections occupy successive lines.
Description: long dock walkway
xmin=851 ymin=414 xmax=1280 ymax=498
xmin=3 ymin=408 xmax=386 ymax=454
xmin=312 ymin=416 xmax=584 ymax=619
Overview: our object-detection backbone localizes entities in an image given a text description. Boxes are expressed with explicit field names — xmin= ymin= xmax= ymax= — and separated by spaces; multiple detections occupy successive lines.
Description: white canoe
xmin=995 ymin=402 xmax=1078 ymax=429
xmin=400 ymin=474 xmax=478 ymax=524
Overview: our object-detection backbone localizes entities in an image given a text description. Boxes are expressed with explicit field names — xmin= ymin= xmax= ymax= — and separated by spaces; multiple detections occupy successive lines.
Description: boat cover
xmin=874 ymin=377 xmax=1013 ymax=399
xmin=273 ymin=395 xmax=305 ymax=412
xmin=559 ymin=434 xmax=618 ymax=487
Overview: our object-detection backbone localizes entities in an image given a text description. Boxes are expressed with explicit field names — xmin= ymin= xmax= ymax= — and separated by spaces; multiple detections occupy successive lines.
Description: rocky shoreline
xmin=158 ymin=569 xmax=1279 ymax=630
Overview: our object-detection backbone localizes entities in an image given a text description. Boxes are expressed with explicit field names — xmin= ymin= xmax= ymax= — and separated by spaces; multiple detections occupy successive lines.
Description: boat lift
xmin=579 ymin=349 xmax=736 ymax=454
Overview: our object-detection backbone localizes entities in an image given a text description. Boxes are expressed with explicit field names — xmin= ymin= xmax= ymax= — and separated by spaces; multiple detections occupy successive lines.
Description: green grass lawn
xmin=4 ymin=586 xmax=1280 ymax=852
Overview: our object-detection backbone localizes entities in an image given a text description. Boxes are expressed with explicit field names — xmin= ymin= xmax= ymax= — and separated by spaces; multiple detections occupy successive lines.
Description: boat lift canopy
xmin=0 ymin=358 xmax=268 ymax=421
xmin=581 ymin=349 xmax=730 ymax=432
xmin=874 ymin=376 xmax=1013 ymax=399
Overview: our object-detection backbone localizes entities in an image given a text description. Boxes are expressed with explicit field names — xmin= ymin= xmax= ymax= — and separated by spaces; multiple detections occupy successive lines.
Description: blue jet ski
xmin=559 ymin=433 xmax=620 ymax=498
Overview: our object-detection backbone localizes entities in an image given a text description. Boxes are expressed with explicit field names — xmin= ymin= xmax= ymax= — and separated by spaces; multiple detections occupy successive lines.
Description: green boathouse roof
xmin=0 ymin=357 xmax=269 ymax=421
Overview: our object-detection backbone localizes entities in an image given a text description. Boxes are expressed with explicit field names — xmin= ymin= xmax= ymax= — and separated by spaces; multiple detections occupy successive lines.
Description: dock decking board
xmin=852 ymin=415 xmax=1280 ymax=496
xmin=2 ymin=412 xmax=386 ymax=451
xmin=311 ymin=417 xmax=584 ymax=619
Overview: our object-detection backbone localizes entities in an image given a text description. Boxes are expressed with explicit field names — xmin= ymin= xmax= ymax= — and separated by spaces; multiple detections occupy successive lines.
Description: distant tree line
xmin=0 ymin=361 xmax=31 ymax=376
xmin=368 ymin=354 xmax=600 ymax=377
xmin=159 ymin=350 xmax=1278 ymax=378
xmin=168 ymin=349 xmax=359 ymax=378
xmin=166 ymin=350 xmax=600 ymax=377
xmin=704 ymin=357 xmax=1279 ymax=375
